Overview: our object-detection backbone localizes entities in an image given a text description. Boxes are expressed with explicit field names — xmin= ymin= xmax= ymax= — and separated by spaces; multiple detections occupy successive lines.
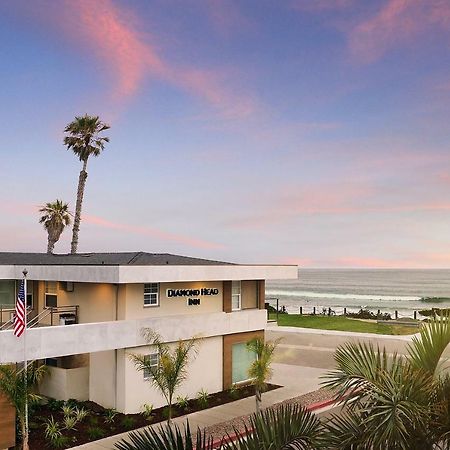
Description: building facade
xmin=0 ymin=252 xmax=296 ymax=418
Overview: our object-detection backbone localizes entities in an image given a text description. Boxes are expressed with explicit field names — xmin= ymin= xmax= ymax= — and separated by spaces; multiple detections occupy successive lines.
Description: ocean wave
xmin=265 ymin=289 xmax=421 ymax=302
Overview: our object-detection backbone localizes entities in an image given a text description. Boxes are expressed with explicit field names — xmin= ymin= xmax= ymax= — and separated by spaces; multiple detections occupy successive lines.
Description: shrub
xmin=63 ymin=415 xmax=78 ymax=431
xmin=44 ymin=416 xmax=62 ymax=447
xmin=141 ymin=403 xmax=153 ymax=420
xmin=346 ymin=308 xmax=391 ymax=321
xmin=52 ymin=435 xmax=72 ymax=449
xmin=47 ymin=398 xmax=65 ymax=412
xmin=176 ymin=395 xmax=189 ymax=409
xmin=62 ymin=404 xmax=75 ymax=418
xmin=229 ymin=383 xmax=240 ymax=399
xmin=74 ymin=406 xmax=89 ymax=422
xmin=121 ymin=416 xmax=136 ymax=430
xmin=104 ymin=408 xmax=118 ymax=424
xmin=87 ymin=426 xmax=106 ymax=440
xmin=88 ymin=415 xmax=99 ymax=426
xmin=419 ymin=308 xmax=450 ymax=317
xmin=196 ymin=389 xmax=209 ymax=409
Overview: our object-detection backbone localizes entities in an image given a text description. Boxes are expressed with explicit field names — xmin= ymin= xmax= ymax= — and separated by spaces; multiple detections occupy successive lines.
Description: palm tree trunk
xmin=21 ymin=420 xmax=29 ymax=450
xmin=255 ymin=388 xmax=261 ymax=414
xmin=71 ymin=159 xmax=88 ymax=254
xmin=47 ymin=236 xmax=54 ymax=254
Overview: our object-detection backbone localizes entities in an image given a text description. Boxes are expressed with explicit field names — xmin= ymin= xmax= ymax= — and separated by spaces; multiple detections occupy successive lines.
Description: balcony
xmin=0 ymin=309 xmax=267 ymax=364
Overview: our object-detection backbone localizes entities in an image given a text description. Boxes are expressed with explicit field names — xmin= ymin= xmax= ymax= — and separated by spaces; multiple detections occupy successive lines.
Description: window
xmin=232 ymin=281 xmax=241 ymax=311
xmin=0 ymin=281 xmax=15 ymax=307
xmin=231 ymin=342 xmax=256 ymax=384
xmin=144 ymin=283 xmax=159 ymax=307
xmin=45 ymin=281 xmax=58 ymax=308
xmin=143 ymin=353 xmax=159 ymax=380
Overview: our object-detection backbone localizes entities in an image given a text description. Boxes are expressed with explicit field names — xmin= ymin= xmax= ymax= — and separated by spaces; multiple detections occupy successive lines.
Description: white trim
xmin=231 ymin=280 xmax=241 ymax=311
xmin=143 ymin=283 xmax=159 ymax=307
xmin=0 ymin=264 xmax=297 ymax=283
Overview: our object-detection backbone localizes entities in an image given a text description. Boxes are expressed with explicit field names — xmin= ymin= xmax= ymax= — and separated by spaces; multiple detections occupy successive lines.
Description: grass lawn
xmin=269 ymin=313 xmax=417 ymax=335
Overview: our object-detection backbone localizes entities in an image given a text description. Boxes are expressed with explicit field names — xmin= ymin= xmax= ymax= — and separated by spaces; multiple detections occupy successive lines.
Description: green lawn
xmin=268 ymin=313 xmax=417 ymax=335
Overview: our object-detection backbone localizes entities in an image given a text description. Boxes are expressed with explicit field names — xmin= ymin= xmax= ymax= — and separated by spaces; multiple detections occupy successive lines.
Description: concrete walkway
xmin=72 ymin=340 xmax=325 ymax=449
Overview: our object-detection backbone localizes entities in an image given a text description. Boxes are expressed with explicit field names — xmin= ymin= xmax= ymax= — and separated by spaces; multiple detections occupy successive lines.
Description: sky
xmin=0 ymin=0 xmax=449 ymax=268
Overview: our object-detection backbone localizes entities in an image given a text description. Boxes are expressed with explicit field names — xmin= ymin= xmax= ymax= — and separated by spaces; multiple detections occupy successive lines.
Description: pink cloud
xmin=28 ymin=0 xmax=257 ymax=117
xmin=83 ymin=214 xmax=224 ymax=250
xmin=348 ymin=0 xmax=450 ymax=63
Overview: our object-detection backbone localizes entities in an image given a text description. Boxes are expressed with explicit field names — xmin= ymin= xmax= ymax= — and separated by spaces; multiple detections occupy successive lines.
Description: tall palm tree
xmin=323 ymin=315 xmax=450 ymax=449
xmin=129 ymin=330 xmax=200 ymax=424
xmin=0 ymin=363 xmax=48 ymax=450
xmin=63 ymin=114 xmax=110 ymax=254
xmin=38 ymin=200 xmax=71 ymax=254
xmin=246 ymin=336 xmax=280 ymax=413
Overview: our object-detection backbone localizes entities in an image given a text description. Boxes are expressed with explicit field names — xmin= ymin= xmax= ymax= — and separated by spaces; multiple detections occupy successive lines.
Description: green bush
xmin=196 ymin=389 xmax=209 ymax=409
xmin=176 ymin=395 xmax=189 ymax=410
xmin=104 ymin=408 xmax=118 ymax=424
xmin=346 ymin=308 xmax=391 ymax=321
xmin=87 ymin=426 xmax=106 ymax=440
xmin=121 ymin=416 xmax=136 ymax=430
xmin=47 ymin=398 xmax=65 ymax=412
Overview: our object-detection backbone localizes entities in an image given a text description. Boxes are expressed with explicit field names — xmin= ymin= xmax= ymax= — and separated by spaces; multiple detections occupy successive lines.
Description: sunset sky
xmin=1 ymin=0 xmax=449 ymax=268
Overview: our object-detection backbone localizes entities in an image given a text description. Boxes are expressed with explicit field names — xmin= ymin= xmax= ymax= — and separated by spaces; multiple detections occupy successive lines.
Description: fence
xmin=265 ymin=297 xmax=423 ymax=321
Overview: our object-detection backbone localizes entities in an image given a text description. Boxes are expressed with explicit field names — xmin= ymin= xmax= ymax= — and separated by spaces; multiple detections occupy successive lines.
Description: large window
xmin=144 ymin=283 xmax=159 ymax=307
xmin=143 ymin=352 xmax=159 ymax=380
xmin=232 ymin=342 xmax=256 ymax=384
xmin=232 ymin=281 xmax=241 ymax=311
xmin=0 ymin=281 xmax=15 ymax=307
xmin=45 ymin=281 xmax=58 ymax=308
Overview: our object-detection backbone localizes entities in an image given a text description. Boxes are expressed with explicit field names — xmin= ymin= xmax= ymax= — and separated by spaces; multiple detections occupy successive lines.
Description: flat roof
xmin=0 ymin=252 xmax=298 ymax=283
xmin=0 ymin=252 xmax=233 ymax=266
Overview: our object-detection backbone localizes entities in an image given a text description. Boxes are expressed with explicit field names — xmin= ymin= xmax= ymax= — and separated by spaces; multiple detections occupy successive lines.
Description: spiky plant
xmin=129 ymin=330 xmax=200 ymax=424
xmin=63 ymin=114 xmax=110 ymax=254
xmin=0 ymin=363 xmax=48 ymax=450
xmin=115 ymin=420 xmax=215 ymax=450
xmin=246 ymin=336 xmax=280 ymax=413
xmin=322 ymin=314 xmax=450 ymax=449
xmin=38 ymin=200 xmax=71 ymax=254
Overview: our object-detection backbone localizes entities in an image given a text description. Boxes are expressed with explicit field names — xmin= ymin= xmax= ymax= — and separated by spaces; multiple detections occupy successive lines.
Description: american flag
xmin=14 ymin=280 xmax=26 ymax=337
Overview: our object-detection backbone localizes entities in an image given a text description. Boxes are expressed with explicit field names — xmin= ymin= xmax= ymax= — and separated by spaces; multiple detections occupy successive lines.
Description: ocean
xmin=266 ymin=269 xmax=450 ymax=318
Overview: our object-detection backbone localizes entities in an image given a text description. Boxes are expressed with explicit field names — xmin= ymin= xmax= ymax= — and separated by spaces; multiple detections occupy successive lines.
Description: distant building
xmin=0 ymin=252 xmax=296 ymax=414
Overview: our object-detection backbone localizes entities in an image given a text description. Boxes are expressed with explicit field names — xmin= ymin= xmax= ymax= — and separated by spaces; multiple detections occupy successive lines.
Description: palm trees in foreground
xmin=246 ymin=336 xmax=280 ymax=413
xmin=38 ymin=199 xmax=71 ymax=254
xmin=63 ymin=114 xmax=110 ymax=254
xmin=0 ymin=363 xmax=47 ymax=450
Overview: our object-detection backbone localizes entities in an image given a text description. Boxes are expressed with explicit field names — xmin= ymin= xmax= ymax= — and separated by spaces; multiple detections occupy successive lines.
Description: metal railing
xmin=0 ymin=305 xmax=79 ymax=330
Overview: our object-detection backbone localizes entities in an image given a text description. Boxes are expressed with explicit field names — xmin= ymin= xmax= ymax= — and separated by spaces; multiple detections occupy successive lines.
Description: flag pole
xmin=23 ymin=268 xmax=28 ymax=445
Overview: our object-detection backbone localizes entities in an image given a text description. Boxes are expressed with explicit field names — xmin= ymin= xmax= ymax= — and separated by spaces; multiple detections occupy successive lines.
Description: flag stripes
xmin=14 ymin=280 xmax=26 ymax=338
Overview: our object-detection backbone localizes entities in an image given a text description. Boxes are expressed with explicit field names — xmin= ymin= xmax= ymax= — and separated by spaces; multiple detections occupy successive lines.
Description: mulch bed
xmin=28 ymin=384 xmax=280 ymax=449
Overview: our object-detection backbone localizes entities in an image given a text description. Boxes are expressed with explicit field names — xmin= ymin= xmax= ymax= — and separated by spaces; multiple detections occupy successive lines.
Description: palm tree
xmin=115 ymin=403 xmax=322 ymax=450
xmin=63 ymin=114 xmax=110 ymax=254
xmin=129 ymin=330 xmax=200 ymax=424
xmin=322 ymin=315 xmax=450 ymax=449
xmin=0 ymin=363 xmax=48 ymax=450
xmin=246 ymin=336 xmax=280 ymax=413
xmin=38 ymin=200 xmax=71 ymax=254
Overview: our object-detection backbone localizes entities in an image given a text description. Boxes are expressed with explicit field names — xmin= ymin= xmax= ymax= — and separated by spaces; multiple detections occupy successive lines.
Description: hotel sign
xmin=166 ymin=287 xmax=220 ymax=306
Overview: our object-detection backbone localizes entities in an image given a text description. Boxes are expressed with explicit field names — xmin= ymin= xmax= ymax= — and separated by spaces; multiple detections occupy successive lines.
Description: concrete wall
xmin=121 ymin=281 xmax=223 ymax=320
xmin=116 ymin=336 xmax=223 ymax=413
xmin=0 ymin=309 xmax=267 ymax=363
xmin=39 ymin=366 xmax=89 ymax=401
xmin=89 ymin=351 xmax=116 ymax=408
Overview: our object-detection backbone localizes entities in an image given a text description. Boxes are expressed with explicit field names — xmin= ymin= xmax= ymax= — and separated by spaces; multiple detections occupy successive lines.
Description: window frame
xmin=143 ymin=283 xmax=160 ymax=307
xmin=45 ymin=281 xmax=58 ymax=308
xmin=231 ymin=341 xmax=256 ymax=384
xmin=231 ymin=280 xmax=241 ymax=311
xmin=143 ymin=352 xmax=159 ymax=380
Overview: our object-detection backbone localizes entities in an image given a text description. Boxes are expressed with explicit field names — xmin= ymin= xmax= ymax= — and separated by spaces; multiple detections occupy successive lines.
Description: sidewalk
xmin=72 ymin=364 xmax=323 ymax=449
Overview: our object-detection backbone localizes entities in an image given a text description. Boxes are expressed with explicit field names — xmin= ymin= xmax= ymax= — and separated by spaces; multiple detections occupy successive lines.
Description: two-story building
xmin=0 ymin=252 xmax=296 ymax=419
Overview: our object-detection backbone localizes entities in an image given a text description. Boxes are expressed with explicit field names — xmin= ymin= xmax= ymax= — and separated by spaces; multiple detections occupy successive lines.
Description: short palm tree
xmin=115 ymin=403 xmax=322 ymax=450
xmin=38 ymin=200 xmax=71 ymax=254
xmin=129 ymin=330 xmax=200 ymax=424
xmin=323 ymin=315 xmax=450 ymax=449
xmin=63 ymin=114 xmax=110 ymax=254
xmin=246 ymin=336 xmax=280 ymax=413
xmin=0 ymin=363 xmax=48 ymax=450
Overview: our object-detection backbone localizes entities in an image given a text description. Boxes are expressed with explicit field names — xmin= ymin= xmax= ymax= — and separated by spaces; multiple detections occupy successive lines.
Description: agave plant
xmin=115 ymin=421 xmax=215 ymax=450
xmin=322 ymin=314 xmax=450 ymax=449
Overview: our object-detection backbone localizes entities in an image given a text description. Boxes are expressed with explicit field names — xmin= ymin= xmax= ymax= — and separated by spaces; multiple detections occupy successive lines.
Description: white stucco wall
xmin=89 ymin=350 xmax=117 ymax=409
xmin=116 ymin=336 xmax=223 ymax=413
xmin=39 ymin=366 xmax=89 ymax=401
xmin=121 ymin=281 xmax=223 ymax=320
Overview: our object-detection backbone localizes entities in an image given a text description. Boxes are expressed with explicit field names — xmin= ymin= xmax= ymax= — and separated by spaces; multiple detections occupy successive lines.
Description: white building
xmin=0 ymin=252 xmax=296 ymax=416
